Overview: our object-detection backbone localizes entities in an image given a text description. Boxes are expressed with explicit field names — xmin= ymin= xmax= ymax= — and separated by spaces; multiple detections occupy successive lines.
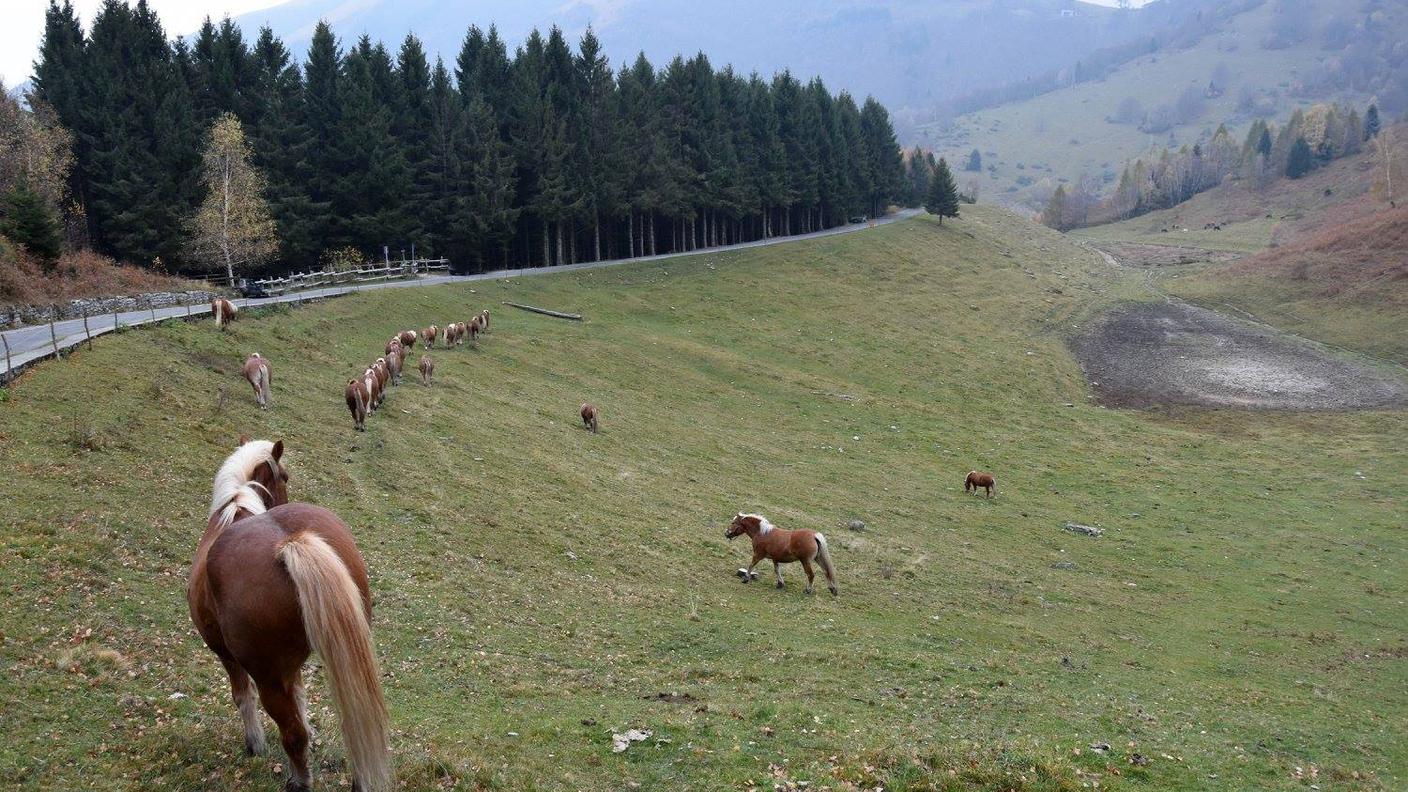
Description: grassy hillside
xmin=918 ymin=0 xmax=1386 ymax=211
xmin=1 ymin=207 xmax=1405 ymax=791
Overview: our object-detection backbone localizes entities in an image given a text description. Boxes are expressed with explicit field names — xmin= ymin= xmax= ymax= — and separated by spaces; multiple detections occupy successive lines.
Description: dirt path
xmin=1073 ymin=243 xmax=1407 ymax=410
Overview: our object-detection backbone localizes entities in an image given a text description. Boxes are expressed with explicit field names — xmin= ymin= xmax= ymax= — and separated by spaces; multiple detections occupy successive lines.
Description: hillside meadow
xmin=0 ymin=206 xmax=1403 ymax=791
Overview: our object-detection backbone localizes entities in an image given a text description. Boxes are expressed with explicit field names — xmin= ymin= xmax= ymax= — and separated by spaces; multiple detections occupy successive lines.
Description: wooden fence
xmin=248 ymin=259 xmax=449 ymax=296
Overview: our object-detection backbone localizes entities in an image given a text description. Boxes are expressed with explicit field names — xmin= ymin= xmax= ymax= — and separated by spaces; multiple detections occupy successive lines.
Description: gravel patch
xmin=1071 ymin=301 xmax=1407 ymax=410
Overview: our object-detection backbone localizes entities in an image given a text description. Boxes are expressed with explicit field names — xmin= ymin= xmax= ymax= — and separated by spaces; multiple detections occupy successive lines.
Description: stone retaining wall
xmin=1 ymin=290 xmax=220 ymax=327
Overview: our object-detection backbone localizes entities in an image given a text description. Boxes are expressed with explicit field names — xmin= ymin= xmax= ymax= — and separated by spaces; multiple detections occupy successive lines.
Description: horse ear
xmin=271 ymin=440 xmax=284 ymax=461
xmin=237 ymin=433 xmax=252 ymax=447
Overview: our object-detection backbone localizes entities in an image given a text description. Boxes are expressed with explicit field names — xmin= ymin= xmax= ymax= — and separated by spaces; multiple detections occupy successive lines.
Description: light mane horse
xmin=418 ymin=355 xmax=433 ymax=385
xmin=346 ymin=378 xmax=369 ymax=431
xmin=242 ymin=353 xmax=271 ymax=409
xmin=187 ymin=437 xmax=390 ymax=791
xmin=213 ymin=298 xmax=238 ymax=329
xmin=478 ymin=309 xmax=489 ymax=333
xmin=725 ymin=513 xmax=838 ymax=596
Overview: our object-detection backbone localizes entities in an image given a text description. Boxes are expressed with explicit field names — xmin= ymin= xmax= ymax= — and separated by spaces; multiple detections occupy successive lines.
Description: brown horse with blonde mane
xmin=212 ymin=298 xmax=238 ymax=329
xmin=725 ymin=513 xmax=838 ymax=596
xmin=187 ymin=437 xmax=391 ymax=791
xmin=421 ymin=325 xmax=438 ymax=349
xmin=418 ymin=355 xmax=434 ymax=384
xmin=964 ymin=470 xmax=996 ymax=499
xmin=580 ymin=402 xmax=599 ymax=433
xmin=346 ymin=378 xmax=370 ymax=430
xmin=242 ymin=353 xmax=271 ymax=409
xmin=478 ymin=309 xmax=490 ymax=333
xmin=397 ymin=329 xmax=417 ymax=350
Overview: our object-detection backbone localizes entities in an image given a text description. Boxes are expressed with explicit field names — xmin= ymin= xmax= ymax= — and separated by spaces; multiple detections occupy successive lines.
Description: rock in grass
xmin=847 ymin=519 xmax=867 ymax=532
xmin=1063 ymin=522 xmax=1103 ymax=537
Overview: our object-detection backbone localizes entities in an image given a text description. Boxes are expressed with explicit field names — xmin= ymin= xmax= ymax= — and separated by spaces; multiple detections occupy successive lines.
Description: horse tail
xmin=278 ymin=532 xmax=391 ymax=792
xmin=814 ymin=533 xmax=838 ymax=594
xmin=257 ymin=362 xmax=270 ymax=405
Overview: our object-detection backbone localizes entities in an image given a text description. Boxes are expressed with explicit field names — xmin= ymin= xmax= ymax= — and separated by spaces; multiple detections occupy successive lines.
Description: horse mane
xmin=209 ymin=440 xmax=277 ymax=530
xmin=738 ymin=512 xmax=774 ymax=534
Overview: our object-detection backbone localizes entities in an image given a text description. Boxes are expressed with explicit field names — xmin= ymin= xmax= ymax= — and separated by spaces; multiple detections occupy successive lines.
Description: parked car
xmin=236 ymin=278 xmax=270 ymax=299
xmin=848 ymin=215 xmax=868 ymax=224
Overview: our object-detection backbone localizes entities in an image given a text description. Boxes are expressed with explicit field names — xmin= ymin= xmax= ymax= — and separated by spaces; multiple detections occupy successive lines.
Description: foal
xmin=964 ymin=471 xmax=996 ymax=499
xmin=242 ymin=353 xmax=271 ymax=409
xmin=725 ymin=513 xmax=838 ymax=596
xmin=580 ymin=403 xmax=599 ymax=433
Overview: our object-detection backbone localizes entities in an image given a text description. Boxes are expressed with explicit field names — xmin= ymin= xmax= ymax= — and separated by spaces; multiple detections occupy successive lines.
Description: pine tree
xmin=301 ymin=22 xmax=341 ymax=250
xmin=249 ymin=26 xmax=317 ymax=267
xmin=925 ymin=157 xmax=959 ymax=223
xmin=189 ymin=113 xmax=277 ymax=280
xmin=1286 ymin=136 xmax=1314 ymax=179
xmin=1364 ymin=104 xmax=1380 ymax=140
xmin=1042 ymin=185 xmax=1069 ymax=231
xmin=1 ymin=181 xmax=64 ymax=262
xmin=965 ymin=148 xmax=982 ymax=172
xmin=859 ymin=97 xmax=903 ymax=218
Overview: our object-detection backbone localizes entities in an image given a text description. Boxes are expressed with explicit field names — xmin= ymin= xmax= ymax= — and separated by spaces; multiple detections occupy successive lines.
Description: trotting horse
xmin=213 ymin=298 xmax=238 ymax=329
xmin=243 ymin=353 xmax=271 ymax=409
xmin=725 ymin=513 xmax=838 ymax=596
xmin=188 ymin=437 xmax=391 ymax=791
xmin=964 ymin=471 xmax=996 ymax=499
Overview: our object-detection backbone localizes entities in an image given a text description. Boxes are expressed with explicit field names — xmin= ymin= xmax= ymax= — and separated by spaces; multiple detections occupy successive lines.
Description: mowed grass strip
xmin=0 ymin=205 xmax=1403 ymax=791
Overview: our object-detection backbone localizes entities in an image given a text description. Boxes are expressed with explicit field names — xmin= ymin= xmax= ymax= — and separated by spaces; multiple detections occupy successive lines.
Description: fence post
xmin=113 ymin=305 xmax=119 ymax=333
xmin=83 ymin=308 xmax=92 ymax=350
xmin=49 ymin=305 xmax=61 ymax=358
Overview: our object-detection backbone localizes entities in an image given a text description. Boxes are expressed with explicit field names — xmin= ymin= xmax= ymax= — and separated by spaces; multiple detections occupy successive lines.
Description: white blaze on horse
xmin=212 ymin=298 xmax=238 ymax=329
xmin=418 ymin=355 xmax=433 ymax=385
xmin=242 ymin=353 xmax=271 ymax=409
xmin=187 ymin=437 xmax=391 ymax=791
xmin=725 ymin=513 xmax=838 ymax=596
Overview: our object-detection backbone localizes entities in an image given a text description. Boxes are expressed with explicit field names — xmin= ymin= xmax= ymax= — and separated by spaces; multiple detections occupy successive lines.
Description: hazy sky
xmin=3 ymin=0 xmax=1149 ymax=91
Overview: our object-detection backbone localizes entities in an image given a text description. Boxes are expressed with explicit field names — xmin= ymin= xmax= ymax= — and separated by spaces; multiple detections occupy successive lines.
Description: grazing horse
xmin=243 ymin=353 xmax=271 ymax=409
xmin=397 ymin=329 xmax=417 ymax=350
xmin=479 ymin=310 xmax=490 ymax=333
xmin=419 ymin=355 xmax=433 ymax=385
xmin=580 ymin=403 xmax=599 ymax=433
xmin=725 ymin=513 xmax=838 ymax=596
xmin=964 ymin=471 xmax=996 ymax=499
xmin=467 ymin=317 xmax=481 ymax=346
xmin=422 ymin=325 xmax=438 ymax=349
xmin=346 ymin=378 xmax=369 ymax=431
xmin=187 ymin=438 xmax=391 ymax=792
xmin=213 ymin=298 xmax=238 ymax=329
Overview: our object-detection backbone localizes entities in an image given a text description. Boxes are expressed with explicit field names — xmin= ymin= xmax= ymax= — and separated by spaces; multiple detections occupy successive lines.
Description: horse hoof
xmin=805 ymin=587 xmax=813 ymax=595
xmin=736 ymin=568 xmax=749 ymax=581
xmin=829 ymin=587 xmax=838 ymax=597
xmin=775 ymin=581 xmax=785 ymax=589
xmin=282 ymin=779 xmax=311 ymax=792
xmin=749 ymin=571 xmax=759 ymax=581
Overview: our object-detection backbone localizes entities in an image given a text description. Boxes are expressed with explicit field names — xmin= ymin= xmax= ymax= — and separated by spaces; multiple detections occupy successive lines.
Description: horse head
xmin=241 ymin=435 xmax=289 ymax=509
xmin=725 ymin=512 xmax=766 ymax=540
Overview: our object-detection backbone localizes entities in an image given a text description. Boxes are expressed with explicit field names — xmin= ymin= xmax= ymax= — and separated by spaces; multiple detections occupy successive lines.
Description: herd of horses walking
xmin=198 ymin=293 xmax=997 ymax=791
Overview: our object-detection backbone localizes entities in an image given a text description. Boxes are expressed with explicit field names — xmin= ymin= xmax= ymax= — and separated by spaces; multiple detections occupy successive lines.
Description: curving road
xmin=2 ymin=209 xmax=921 ymax=380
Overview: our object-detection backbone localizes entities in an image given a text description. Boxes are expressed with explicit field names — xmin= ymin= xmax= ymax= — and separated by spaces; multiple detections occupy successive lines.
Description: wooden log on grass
xmin=502 ymin=301 xmax=582 ymax=321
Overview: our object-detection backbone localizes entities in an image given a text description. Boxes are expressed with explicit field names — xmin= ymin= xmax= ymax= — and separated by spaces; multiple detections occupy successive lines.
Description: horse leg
xmin=256 ymin=677 xmax=312 ymax=792
xmin=800 ymin=558 xmax=816 ymax=595
xmin=738 ymin=552 xmax=763 ymax=583
xmin=773 ymin=560 xmax=785 ymax=589
xmin=220 ymin=656 xmax=265 ymax=755
xmin=986 ymin=485 xmax=992 ymax=499
xmin=292 ymin=670 xmax=315 ymax=744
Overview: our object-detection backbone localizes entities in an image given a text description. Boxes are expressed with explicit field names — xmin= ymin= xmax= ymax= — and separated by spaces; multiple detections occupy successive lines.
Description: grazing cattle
xmin=397 ymin=329 xmax=417 ymax=350
xmin=212 ymin=298 xmax=238 ymax=329
xmin=422 ymin=325 xmax=438 ymax=349
xmin=580 ymin=402 xmax=599 ymax=433
xmin=964 ymin=470 xmax=996 ymax=499
xmin=725 ymin=513 xmax=838 ymax=596
xmin=419 ymin=355 xmax=434 ymax=385
xmin=346 ymin=378 xmax=370 ymax=431
xmin=242 ymin=353 xmax=271 ymax=409
xmin=187 ymin=438 xmax=390 ymax=792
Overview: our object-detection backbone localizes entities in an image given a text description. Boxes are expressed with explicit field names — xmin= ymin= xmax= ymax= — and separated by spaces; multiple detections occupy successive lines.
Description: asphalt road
xmin=2 ymin=209 xmax=921 ymax=379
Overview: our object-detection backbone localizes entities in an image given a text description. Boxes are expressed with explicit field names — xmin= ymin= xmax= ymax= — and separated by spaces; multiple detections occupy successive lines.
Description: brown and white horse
xmin=213 ymin=298 xmax=238 ymax=329
xmin=478 ymin=309 xmax=489 ymax=333
xmin=725 ymin=513 xmax=838 ymax=596
xmin=243 ymin=353 xmax=271 ymax=409
xmin=418 ymin=355 xmax=433 ymax=385
xmin=580 ymin=403 xmax=599 ymax=433
xmin=466 ymin=317 xmax=481 ymax=346
xmin=384 ymin=343 xmax=404 ymax=384
xmin=346 ymin=378 xmax=370 ymax=431
xmin=188 ymin=438 xmax=391 ymax=791
xmin=372 ymin=359 xmax=390 ymax=403
xmin=363 ymin=367 xmax=381 ymax=411
xmin=397 ymin=329 xmax=417 ymax=350
xmin=964 ymin=471 xmax=996 ymax=499
xmin=421 ymin=325 xmax=438 ymax=349
xmin=445 ymin=323 xmax=462 ymax=347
